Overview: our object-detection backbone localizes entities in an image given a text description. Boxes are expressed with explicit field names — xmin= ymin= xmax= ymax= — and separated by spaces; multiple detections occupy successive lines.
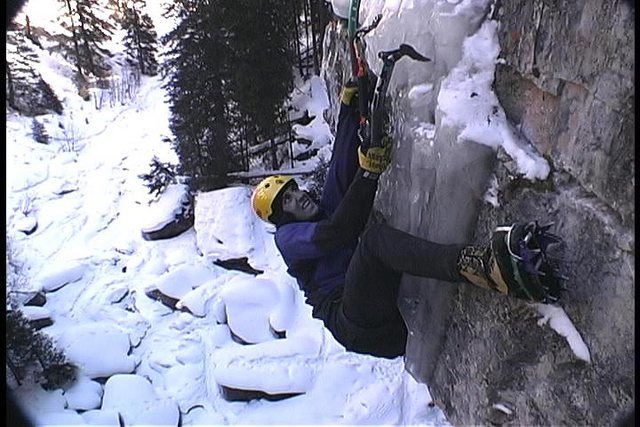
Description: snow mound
xmin=102 ymin=374 xmax=180 ymax=426
xmin=63 ymin=376 xmax=103 ymax=411
xmin=56 ymin=322 xmax=138 ymax=378
xmin=195 ymin=187 xmax=280 ymax=270
xmin=212 ymin=335 xmax=322 ymax=395
xmin=153 ymin=262 xmax=219 ymax=300
xmin=35 ymin=260 xmax=87 ymax=292
xmin=176 ymin=271 xmax=242 ymax=317
xmin=15 ymin=214 xmax=38 ymax=234
xmin=216 ymin=275 xmax=298 ymax=344
xmin=141 ymin=183 xmax=190 ymax=232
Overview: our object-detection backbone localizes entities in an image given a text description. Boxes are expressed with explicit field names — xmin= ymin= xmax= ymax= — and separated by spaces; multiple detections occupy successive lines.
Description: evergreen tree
xmin=227 ymin=0 xmax=297 ymax=141
xmin=58 ymin=0 xmax=115 ymax=77
xmin=138 ymin=156 xmax=178 ymax=197
xmin=6 ymin=309 xmax=77 ymax=391
xmin=6 ymin=29 xmax=63 ymax=115
xmin=162 ymin=0 xmax=232 ymax=191
xmin=6 ymin=243 xmax=77 ymax=391
xmin=122 ymin=0 xmax=159 ymax=76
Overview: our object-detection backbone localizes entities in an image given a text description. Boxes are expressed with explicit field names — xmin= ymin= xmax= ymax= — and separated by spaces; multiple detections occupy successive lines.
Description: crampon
xmin=492 ymin=221 xmax=568 ymax=304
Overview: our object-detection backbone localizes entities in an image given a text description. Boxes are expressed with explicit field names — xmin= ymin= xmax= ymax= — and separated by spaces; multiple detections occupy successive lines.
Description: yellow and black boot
xmin=457 ymin=221 xmax=566 ymax=304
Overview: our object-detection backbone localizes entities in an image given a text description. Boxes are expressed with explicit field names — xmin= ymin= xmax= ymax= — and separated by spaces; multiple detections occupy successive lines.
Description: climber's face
xmin=280 ymin=186 xmax=319 ymax=221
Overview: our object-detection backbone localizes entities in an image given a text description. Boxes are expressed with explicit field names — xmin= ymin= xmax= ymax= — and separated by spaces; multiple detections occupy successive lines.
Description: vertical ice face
xmin=326 ymin=0 xmax=548 ymax=240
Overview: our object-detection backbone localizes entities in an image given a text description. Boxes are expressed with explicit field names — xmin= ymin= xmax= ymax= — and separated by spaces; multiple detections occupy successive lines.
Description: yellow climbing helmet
xmin=251 ymin=175 xmax=296 ymax=223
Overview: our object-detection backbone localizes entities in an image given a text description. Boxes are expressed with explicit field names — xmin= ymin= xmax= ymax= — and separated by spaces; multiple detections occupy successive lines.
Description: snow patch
xmin=413 ymin=122 xmax=437 ymax=140
xmin=492 ymin=403 xmax=513 ymax=415
xmin=409 ymin=83 xmax=434 ymax=100
xmin=437 ymin=20 xmax=550 ymax=181
xmin=535 ymin=304 xmax=592 ymax=363
xmin=483 ymin=173 xmax=500 ymax=207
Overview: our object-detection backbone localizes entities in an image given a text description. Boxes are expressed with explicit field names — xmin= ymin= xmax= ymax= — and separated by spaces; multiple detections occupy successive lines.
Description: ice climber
xmin=251 ymin=83 xmax=563 ymax=358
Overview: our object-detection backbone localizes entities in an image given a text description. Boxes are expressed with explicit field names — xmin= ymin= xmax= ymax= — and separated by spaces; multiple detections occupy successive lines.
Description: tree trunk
xmin=6 ymin=62 xmax=15 ymax=108
xmin=291 ymin=0 xmax=303 ymax=76
xmin=132 ymin=5 xmax=146 ymax=75
xmin=77 ymin=11 xmax=96 ymax=76
xmin=64 ymin=0 xmax=84 ymax=77
xmin=302 ymin=0 xmax=311 ymax=75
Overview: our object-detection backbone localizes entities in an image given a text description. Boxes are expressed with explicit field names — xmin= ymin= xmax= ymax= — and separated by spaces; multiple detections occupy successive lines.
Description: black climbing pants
xmin=323 ymin=223 xmax=465 ymax=358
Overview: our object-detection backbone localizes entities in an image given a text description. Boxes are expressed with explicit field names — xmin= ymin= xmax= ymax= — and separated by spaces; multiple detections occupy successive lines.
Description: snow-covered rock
xmin=55 ymin=322 xmax=137 ymax=378
xmin=63 ymin=376 xmax=104 ymax=411
xmin=212 ymin=335 xmax=321 ymax=398
xmin=194 ymin=187 xmax=281 ymax=270
xmin=140 ymin=183 xmax=191 ymax=234
xmin=437 ymin=20 xmax=550 ymax=180
xmin=102 ymin=374 xmax=180 ymax=426
xmin=20 ymin=305 xmax=53 ymax=329
xmin=20 ymin=305 xmax=51 ymax=321
xmin=153 ymin=263 xmax=219 ymax=300
xmin=15 ymin=214 xmax=38 ymax=235
xmin=177 ymin=272 xmax=242 ymax=317
xmin=35 ymin=260 xmax=87 ymax=292
xmin=217 ymin=275 xmax=298 ymax=344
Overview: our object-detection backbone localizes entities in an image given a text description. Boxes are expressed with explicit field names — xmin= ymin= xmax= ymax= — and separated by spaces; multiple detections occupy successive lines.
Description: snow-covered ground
xmin=7 ymin=69 xmax=449 ymax=427
xmin=7 ymin=1 xmax=590 ymax=426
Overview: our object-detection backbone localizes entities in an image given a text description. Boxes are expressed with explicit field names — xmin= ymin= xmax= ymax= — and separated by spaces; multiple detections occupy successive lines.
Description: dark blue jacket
xmin=275 ymin=101 xmax=378 ymax=314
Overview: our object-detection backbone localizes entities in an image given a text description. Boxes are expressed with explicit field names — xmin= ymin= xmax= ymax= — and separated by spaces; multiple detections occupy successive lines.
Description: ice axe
xmin=353 ymin=14 xmax=382 ymax=119
xmin=363 ymin=43 xmax=431 ymax=150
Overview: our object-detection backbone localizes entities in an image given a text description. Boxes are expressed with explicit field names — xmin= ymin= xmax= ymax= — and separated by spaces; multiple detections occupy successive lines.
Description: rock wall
xmin=429 ymin=0 xmax=635 ymax=425
xmin=322 ymin=0 xmax=634 ymax=425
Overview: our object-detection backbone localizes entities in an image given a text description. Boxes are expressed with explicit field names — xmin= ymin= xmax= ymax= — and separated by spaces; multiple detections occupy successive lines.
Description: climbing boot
xmin=457 ymin=221 xmax=566 ymax=304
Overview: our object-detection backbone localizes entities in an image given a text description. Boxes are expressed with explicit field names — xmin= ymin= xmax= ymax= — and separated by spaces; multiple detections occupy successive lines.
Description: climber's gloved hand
xmin=358 ymin=140 xmax=392 ymax=174
xmin=340 ymin=79 xmax=359 ymax=106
